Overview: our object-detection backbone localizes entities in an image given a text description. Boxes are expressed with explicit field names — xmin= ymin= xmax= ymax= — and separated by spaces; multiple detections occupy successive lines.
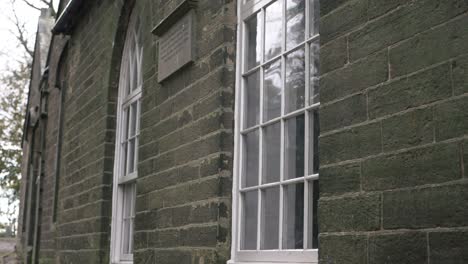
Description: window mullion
xmin=279 ymin=118 xmax=285 ymax=250
xmin=303 ymin=0 xmax=311 ymax=250
xmin=256 ymin=6 xmax=266 ymax=251
xmin=237 ymin=18 xmax=247 ymax=252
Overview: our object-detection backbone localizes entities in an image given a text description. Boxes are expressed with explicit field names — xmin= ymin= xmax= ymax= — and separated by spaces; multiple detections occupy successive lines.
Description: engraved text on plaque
xmin=158 ymin=10 xmax=194 ymax=82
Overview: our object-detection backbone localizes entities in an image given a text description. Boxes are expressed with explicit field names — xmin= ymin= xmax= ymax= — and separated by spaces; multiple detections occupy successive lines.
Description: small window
xmin=230 ymin=0 xmax=320 ymax=263
xmin=110 ymin=10 xmax=143 ymax=264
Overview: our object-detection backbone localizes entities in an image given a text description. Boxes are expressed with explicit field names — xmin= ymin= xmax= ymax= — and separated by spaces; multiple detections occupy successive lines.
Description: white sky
xmin=0 ymin=0 xmax=59 ymax=225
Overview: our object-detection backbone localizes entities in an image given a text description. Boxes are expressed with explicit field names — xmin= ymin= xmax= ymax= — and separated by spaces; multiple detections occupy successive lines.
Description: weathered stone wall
xmin=318 ymin=0 xmax=468 ymax=263
xmin=37 ymin=85 xmax=61 ymax=263
xmin=46 ymin=0 xmax=236 ymax=263
xmin=134 ymin=0 xmax=236 ymax=263
xmin=54 ymin=1 xmax=124 ymax=262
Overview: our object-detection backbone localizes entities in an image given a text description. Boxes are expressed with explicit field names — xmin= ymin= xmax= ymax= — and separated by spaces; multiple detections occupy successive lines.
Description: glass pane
xmin=121 ymin=184 xmax=136 ymax=254
xmin=241 ymin=191 xmax=258 ymax=250
xmin=128 ymin=138 xmax=135 ymax=174
xmin=309 ymin=0 xmax=320 ymax=37
xmin=265 ymin=0 xmax=283 ymax=61
xmin=130 ymin=102 xmax=137 ymax=137
xmin=309 ymin=110 xmax=320 ymax=175
xmin=285 ymin=48 xmax=305 ymax=113
xmin=123 ymin=108 xmax=130 ymax=141
xmin=134 ymin=137 xmax=139 ymax=170
xmin=263 ymin=60 xmax=282 ymax=122
xmin=244 ymin=71 xmax=260 ymax=128
xmin=310 ymin=41 xmax=320 ymax=104
xmin=132 ymin=51 xmax=138 ymax=91
xmin=307 ymin=180 xmax=319 ymax=249
xmin=136 ymin=100 xmax=141 ymax=134
xmin=262 ymin=122 xmax=281 ymax=183
xmin=246 ymin=13 xmax=262 ymax=70
xmin=243 ymin=130 xmax=259 ymax=187
xmin=122 ymin=142 xmax=128 ymax=175
xmin=261 ymin=187 xmax=280 ymax=249
xmin=122 ymin=218 xmax=130 ymax=254
xmin=283 ymin=183 xmax=304 ymax=249
xmin=125 ymin=61 xmax=131 ymax=96
xmin=285 ymin=115 xmax=305 ymax=179
xmin=286 ymin=0 xmax=305 ymax=50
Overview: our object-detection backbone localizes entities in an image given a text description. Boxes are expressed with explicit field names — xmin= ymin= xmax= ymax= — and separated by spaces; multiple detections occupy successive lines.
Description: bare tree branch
xmin=20 ymin=0 xmax=42 ymax=11
xmin=7 ymin=7 xmax=34 ymax=58
xmin=23 ymin=0 xmax=56 ymax=16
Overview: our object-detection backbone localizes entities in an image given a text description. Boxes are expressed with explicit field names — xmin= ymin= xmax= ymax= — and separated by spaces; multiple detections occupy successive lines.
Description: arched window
xmin=110 ymin=10 xmax=143 ymax=264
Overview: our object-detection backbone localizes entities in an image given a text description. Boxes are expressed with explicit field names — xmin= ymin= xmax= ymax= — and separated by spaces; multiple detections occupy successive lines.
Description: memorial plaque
xmin=158 ymin=10 xmax=195 ymax=82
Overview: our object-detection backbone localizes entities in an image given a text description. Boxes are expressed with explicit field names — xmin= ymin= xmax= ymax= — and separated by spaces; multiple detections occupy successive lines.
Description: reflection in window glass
xmin=246 ymin=13 xmax=262 ymax=70
xmin=244 ymin=71 xmax=260 ymax=128
xmin=242 ymin=191 xmax=258 ymax=250
xmin=261 ymin=187 xmax=280 ymax=249
xmin=286 ymin=0 xmax=305 ymax=50
xmin=285 ymin=48 xmax=305 ymax=113
xmin=263 ymin=60 xmax=282 ymax=121
xmin=283 ymin=183 xmax=304 ymax=249
xmin=265 ymin=0 xmax=283 ymax=61
xmin=309 ymin=110 xmax=320 ymax=175
xmin=285 ymin=115 xmax=305 ymax=180
xmin=307 ymin=180 xmax=319 ymax=249
xmin=310 ymin=41 xmax=320 ymax=104
xmin=243 ymin=130 xmax=259 ymax=187
xmin=310 ymin=0 xmax=320 ymax=37
xmin=263 ymin=122 xmax=281 ymax=183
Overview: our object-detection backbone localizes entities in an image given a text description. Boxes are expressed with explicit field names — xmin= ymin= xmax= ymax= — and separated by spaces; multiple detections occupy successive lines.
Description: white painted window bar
xmin=110 ymin=11 xmax=143 ymax=264
xmin=230 ymin=0 xmax=320 ymax=263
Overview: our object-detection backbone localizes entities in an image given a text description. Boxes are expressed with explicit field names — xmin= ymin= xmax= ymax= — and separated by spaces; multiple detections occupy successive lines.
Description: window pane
xmin=286 ymin=0 xmax=305 ymax=50
xmin=122 ymin=142 xmax=128 ymax=175
xmin=309 ymin=110 xmax=319 ymax=175
xmin=285 ymin=115 xmax=305 ymax=180
xmin=263 ymin=122 xmax=281 ymax=184
xmin=309 ymin=0 xmax=320 ymax=37
xmin=265 ymin=0 xmax=282 ymax=61
xmin=263 ymin=60 xmax=282 ymax=122
xmin=241 ymin=191 xmax=258 ymax=250
xmin=261 ymin=187 xmax=280 ymax=249
xmin=283 ymin=183 xmax=304 ymax=249
xmin=121 ymin=183 xmax=136 ymax=254
xmin=243 ymin=130 xmax=259 ymax=187
xmin=285 ymin=48 xmax=305 ymax=113
xmin=122 ymin=218 xmax=130 ymax=254
xmin=132 ymin=52 xmax=138 ymax=91
xmin=127 ymin=138 xmax=135 ymax=174
xmin=307 ymin=180 xmax=319 ymax=249
xmin=123 ymin=107 xmax=130 ymax=141
xmin=310 ymin=41 xmax=320 ymax=104
xmin=246 ymin=13 xmax=262 ymax=70
xmin=130 ymin=102 xmax=137 ymax=137
xmin=126 ymin=61 xmax=131 ymax=96
xmin=244 ymin=71 xmax=260 ymax=128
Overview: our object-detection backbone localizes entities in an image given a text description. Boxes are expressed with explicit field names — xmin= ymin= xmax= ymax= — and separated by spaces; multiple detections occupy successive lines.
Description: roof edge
xmin=52 ymin=0 xmax=84 ymax=34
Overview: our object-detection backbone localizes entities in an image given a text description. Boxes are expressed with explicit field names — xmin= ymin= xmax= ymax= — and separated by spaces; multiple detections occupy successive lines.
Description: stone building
xmin=18 ymin=0 xmax=468 ymax=263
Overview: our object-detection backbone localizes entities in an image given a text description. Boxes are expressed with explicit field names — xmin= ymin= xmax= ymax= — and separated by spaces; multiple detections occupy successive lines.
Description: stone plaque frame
xmin=153 ymin=1 xmax=197 ymax=82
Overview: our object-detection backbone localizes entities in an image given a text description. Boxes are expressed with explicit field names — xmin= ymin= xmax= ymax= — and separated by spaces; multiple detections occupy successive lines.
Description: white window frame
xmin=110 ymin=10 xmax=143 ymax=264
xmin=229 ymin=0 xmax=320 ymax=263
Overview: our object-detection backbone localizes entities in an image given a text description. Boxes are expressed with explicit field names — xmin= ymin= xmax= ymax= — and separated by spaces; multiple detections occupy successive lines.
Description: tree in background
xmin=0 ymin=0 xmax=55 ymax=236
xmin=0 ymin=61 xmax=28 ymax=237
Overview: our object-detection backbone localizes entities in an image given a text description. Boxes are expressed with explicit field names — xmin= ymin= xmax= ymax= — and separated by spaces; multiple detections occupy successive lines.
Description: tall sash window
xmin=230 ymin=0 xmax=320 ymax=263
